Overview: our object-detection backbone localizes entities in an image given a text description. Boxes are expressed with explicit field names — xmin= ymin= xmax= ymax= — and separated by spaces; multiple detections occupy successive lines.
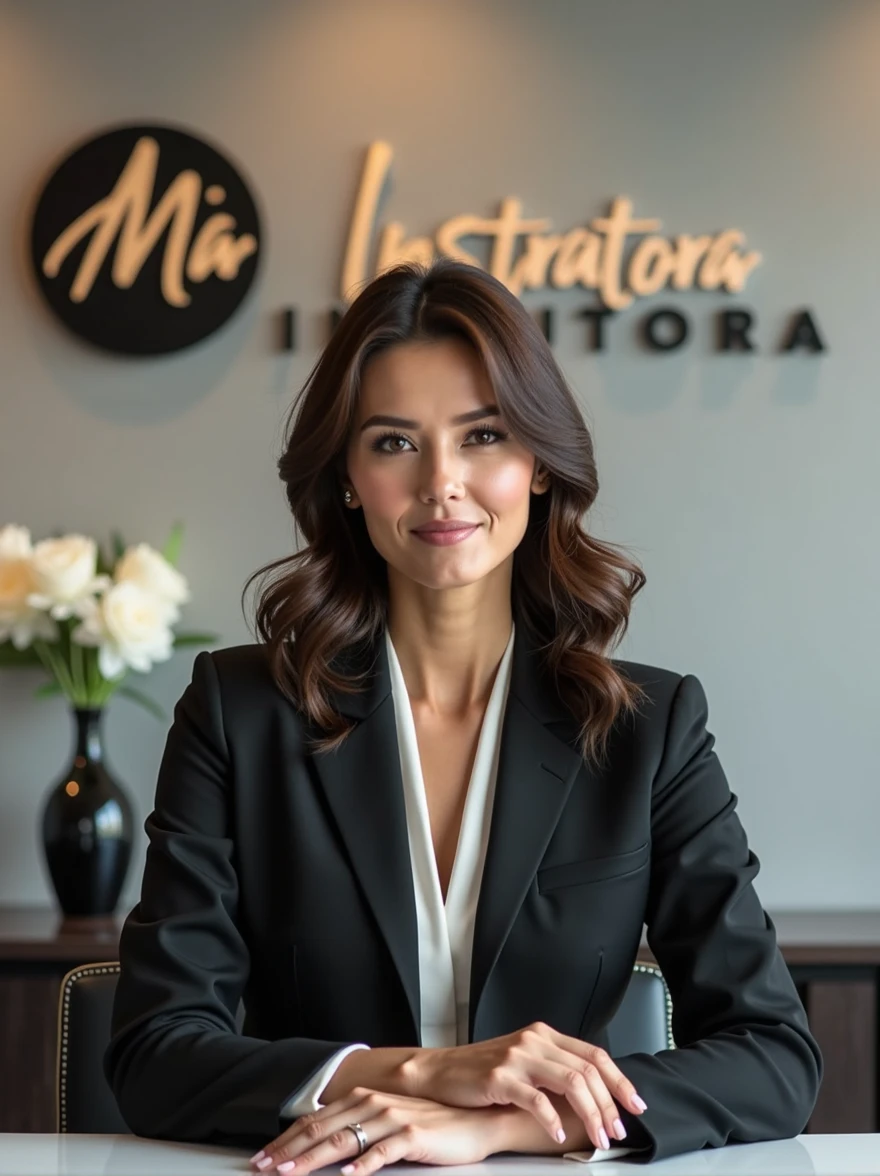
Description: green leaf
xmin=115 ymin=684 xmax=168 ymax=722
xmin=35 ymin=681 xmax=64 ymax=698
xmin=162 ymin=521 xmax=185 ymax=568
xmin=0 ymin=642 xmax=45 ymax=668
xmin=172 ymin=631 xmax=219 ymax=647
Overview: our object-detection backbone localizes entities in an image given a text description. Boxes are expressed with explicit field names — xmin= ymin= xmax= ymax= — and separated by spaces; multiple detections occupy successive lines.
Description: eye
xmin=465 ymin=426 xmax=508 ymax=445
xmin=369 ymin=424 xmax=509 ymax=454
xmin=370 ymin=430 xmax=413 ymax=453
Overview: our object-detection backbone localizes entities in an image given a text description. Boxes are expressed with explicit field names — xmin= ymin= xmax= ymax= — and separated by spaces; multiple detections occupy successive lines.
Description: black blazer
xmin=104 ymin=625 xmax=822 ymax=1162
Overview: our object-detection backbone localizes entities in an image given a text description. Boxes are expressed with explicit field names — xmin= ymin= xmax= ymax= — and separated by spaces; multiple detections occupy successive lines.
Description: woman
xmin=104 ymin=259 xmax=822 ymax=1172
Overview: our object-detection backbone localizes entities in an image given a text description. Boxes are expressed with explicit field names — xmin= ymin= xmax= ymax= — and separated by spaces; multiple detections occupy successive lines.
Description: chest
xmin=412 ymin=709 xmax=486 ymax=903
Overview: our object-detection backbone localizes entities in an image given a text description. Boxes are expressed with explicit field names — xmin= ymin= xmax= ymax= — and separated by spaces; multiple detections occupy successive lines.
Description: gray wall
xmin=1 ymin=0 xmax=877 ymax=911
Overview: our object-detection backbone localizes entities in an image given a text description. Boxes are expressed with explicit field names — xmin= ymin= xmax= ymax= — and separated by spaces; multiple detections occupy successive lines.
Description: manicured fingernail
xmin=249 ymin=1152 xmax=265 ymax=1165
xmin=556 ymin=1128 xmax=566 ymax=1143
xmin=632 ymin=1095 xmax=648 ymax=1112
xmin=598 ymin=1128 xmax=610 ymax=1150
xmin=341 ymin=1167 xmax=355 ymax=1175
xmin=613 ymin=1118 xmax=627 ymax=1140
xmin=277 ymin=1164 xmax=295 ymax=1173
xmin=256 ymin=1159 xmax=273 ymax=1171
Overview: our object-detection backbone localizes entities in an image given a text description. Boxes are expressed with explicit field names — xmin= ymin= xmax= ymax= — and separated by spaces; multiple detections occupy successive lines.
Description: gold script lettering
xmin=340 ymin=140 xmax=763 ymax=307
xmin=41 ymin=136 xmax=257 ymax=307
xmin=629 ymin=236 xmax=677 ymax=297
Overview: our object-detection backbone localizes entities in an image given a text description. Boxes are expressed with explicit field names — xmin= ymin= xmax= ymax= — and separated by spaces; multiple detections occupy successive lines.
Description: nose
xmin=417 ymin=440 xmax=466 ymax=505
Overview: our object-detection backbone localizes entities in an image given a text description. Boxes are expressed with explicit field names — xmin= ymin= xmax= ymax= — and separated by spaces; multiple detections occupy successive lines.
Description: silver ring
xmin=346 ymin=1122 xmax=368 ymax=1155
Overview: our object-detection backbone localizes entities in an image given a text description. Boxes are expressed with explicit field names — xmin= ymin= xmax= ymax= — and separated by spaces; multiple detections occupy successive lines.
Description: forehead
xmin=357 ymin=338 xmax=492 ymax=414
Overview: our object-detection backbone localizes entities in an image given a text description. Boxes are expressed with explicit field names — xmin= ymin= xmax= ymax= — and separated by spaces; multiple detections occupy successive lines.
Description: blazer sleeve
xmin=103 ymin=650 xmax=357 ymax=1148
xmin=609 ymin=673 xmax=823 ymax=1162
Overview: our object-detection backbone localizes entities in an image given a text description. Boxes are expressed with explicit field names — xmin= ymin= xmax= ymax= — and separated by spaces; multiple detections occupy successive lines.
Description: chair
xmin=56 ymin=958 xmax=674 ymax=1133
xmin=606 ymin=962 xmax=675 ymax=1057
xmin=56 ymin=961 xmax=128 ymax=1133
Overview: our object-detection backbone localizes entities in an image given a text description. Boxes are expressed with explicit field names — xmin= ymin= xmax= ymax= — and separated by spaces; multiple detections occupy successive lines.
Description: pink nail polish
xmin=613 ymin=1117 xmax=627 ymax=1140
xmin=256 ymin=1159 xmax=273 ymax=1171
xmin=598 ymin=1128 xmax=610 ymax=1150
xmin=277 ymin=1164 xmax=295 ymax=1173
xmin=249 ymin=1152 xmax=266 ymax=1165
xmin=633 ymin=1095 xmax=648 ymax=1112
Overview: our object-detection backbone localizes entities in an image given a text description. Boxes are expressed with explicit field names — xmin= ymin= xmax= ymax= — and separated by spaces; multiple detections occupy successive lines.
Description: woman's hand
xmin=402 ymin=1020 xmax=647 ymax=1150
xmin=249 ymin=1088 xmax=505 ymax=1175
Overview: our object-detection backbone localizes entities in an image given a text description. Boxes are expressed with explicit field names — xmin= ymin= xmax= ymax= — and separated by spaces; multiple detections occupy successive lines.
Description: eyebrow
xmin=359 ymin=405 xmax=500 ymax=432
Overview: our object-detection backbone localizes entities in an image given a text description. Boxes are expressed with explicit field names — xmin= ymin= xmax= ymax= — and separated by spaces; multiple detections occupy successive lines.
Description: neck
xmin=386 ymin=589 xmax=513 ymax=719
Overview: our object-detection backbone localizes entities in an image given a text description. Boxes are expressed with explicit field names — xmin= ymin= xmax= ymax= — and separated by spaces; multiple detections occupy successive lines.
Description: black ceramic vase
xmin=40 ymin=707 xmax=135 ymax=916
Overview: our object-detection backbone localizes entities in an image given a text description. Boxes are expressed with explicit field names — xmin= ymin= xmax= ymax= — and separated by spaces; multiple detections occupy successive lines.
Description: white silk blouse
xmin=280 ymin=622 xmax=516 ymax=1115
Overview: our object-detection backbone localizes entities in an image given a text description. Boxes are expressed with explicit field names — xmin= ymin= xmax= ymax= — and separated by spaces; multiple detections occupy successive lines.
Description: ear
xmin=531 ymin=465 xmax=551 ymax=495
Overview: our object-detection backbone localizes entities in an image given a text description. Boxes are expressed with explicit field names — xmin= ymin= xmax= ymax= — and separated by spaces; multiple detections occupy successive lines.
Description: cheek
xmin=354 ymin=466 xmax=406 ymax=516
xmin=482 ymin=462 xmax=535 ymax=511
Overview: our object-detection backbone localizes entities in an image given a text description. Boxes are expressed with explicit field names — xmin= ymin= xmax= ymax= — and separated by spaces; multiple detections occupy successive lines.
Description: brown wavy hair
xmin=242 ymin=259 xmax=647 ymax=766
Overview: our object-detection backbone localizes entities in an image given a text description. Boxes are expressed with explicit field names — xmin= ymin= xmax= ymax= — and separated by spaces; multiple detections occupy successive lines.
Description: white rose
xmin=0 ymin=525 xmax=59 ymax=648
xmin=27 ymin=534 xmax=111 ymax=621
xmin=114 ymin=543 xmax=190 ymax=623
xmin=0 ymin=524 xmax=33 ymax=561
xmin=71 ymin=581 xmax=174 ymax=679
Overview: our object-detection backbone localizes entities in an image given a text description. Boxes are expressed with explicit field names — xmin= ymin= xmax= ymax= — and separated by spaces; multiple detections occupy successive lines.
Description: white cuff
xmin=563 ymin=1146 xmax=649 ymax=1162
xmin=280 ymin=1044 xmax=371 ymax=1118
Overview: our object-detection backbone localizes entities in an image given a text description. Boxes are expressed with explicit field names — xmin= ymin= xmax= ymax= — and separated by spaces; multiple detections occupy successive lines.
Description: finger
xmin=341 ymin=1126 xmax=419 ymax=1176
xmin=490 ymin=1061 xmax=605 ymax=1150
xmin=252 ymin=1091 xmax=369 ymax=1169
xmin=537 ymin=1046 xmax=630 ymax=1145
xmin=577 ymin=1057 xmax=626 ymax=1147
xmin=281 ymin=1124 xmax=365 ymax=1175
xmin=488 ymin=1078 xmax=566 ymax=1143
xmin=548 ymin=1030 xmax=648 ymax=1117
xmin=295 ymin=1108 xmax=407 ymax=1176
xmin=520 ymin=1059 xmax=609 ymax=1151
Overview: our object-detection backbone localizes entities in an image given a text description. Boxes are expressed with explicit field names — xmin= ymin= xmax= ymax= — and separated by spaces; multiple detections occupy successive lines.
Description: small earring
xmin=343 ymin=489 xmax=353 ymax=503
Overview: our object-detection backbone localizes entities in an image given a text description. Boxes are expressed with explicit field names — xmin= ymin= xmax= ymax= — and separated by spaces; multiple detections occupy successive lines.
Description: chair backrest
xmin=57 ymin=961 xmax=129 ymax=1133
xmin=606 ymin=962 xmax=675 ymax=1056
xmin=57 ymin=958 xmax=673 ymax=1133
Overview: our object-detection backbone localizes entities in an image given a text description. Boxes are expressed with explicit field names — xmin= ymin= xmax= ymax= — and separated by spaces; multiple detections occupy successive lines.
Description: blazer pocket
xmin=537 ymin=841 xmax=650 ymax=893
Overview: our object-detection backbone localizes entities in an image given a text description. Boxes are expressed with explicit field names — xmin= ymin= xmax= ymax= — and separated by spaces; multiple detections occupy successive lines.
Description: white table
xmin=1 ymin=1135 xmax=880 ymax=1176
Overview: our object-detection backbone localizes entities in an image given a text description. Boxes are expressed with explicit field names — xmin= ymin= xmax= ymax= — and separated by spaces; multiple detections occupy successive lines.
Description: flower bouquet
xmin=0 ymin=521 xmax=218 ymax=915
xmin=0 ymin=521 xmax=217 ymax=714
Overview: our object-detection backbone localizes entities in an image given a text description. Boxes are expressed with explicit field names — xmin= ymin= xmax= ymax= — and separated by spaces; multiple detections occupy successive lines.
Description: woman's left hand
xmin=249 ymin=1086 xmax=506 ymax=1174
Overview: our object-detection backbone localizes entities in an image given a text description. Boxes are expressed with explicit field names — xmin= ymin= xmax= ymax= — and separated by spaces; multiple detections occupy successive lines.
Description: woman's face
xmin=344 ymin=337 xmax=549 ymax=592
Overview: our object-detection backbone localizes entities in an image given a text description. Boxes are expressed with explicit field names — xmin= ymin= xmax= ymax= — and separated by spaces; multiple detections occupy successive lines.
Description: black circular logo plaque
xmin=30 ymin=122 xmax=262 ymax=355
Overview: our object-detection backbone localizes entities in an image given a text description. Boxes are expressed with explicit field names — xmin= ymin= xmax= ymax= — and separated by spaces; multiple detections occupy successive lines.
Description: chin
xmin=403 ymin=554 xmax=507 ymax=591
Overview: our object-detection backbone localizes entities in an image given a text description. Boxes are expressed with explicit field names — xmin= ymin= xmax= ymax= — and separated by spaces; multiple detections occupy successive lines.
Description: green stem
xmin=33 ymin=640 xmax=82 ymax=705
xmin=86 ymin=645 xmax=104 ymax=703
xmin=70 ymin=638 xmax=88 ymax=704
xmin=98 ymin=675 xmax=125 ymax=706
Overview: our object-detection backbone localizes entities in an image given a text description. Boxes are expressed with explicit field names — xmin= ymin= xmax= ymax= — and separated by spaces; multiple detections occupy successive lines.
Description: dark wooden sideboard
xmin=0 ymin=907 xmax=123 ymax=1132
xmin=1 ymin=906 xmax=877 ymax=1134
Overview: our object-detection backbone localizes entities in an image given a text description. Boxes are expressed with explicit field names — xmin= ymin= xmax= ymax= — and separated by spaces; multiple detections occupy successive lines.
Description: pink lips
xmin=412 ymin=521 xmax=480 ymax=546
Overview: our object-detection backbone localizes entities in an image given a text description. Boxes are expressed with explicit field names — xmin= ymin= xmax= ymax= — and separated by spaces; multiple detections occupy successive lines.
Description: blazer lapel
xmin=468 ymin=623 xmax=586 ymax=1040
xmin=307 ymin=634 xmax=422 ymax=1043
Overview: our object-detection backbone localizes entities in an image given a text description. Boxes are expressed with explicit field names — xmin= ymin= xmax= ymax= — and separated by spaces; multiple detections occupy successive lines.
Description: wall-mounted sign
xmin=306 ymin=139 xmax=823 ymax=356
xmin=28 ymin=127 xmax=824 ymax=358
xmin=30 ymin=122 xmax=261 ymax=355
xmin=341 ymin=141 xmax=763 ymax=308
